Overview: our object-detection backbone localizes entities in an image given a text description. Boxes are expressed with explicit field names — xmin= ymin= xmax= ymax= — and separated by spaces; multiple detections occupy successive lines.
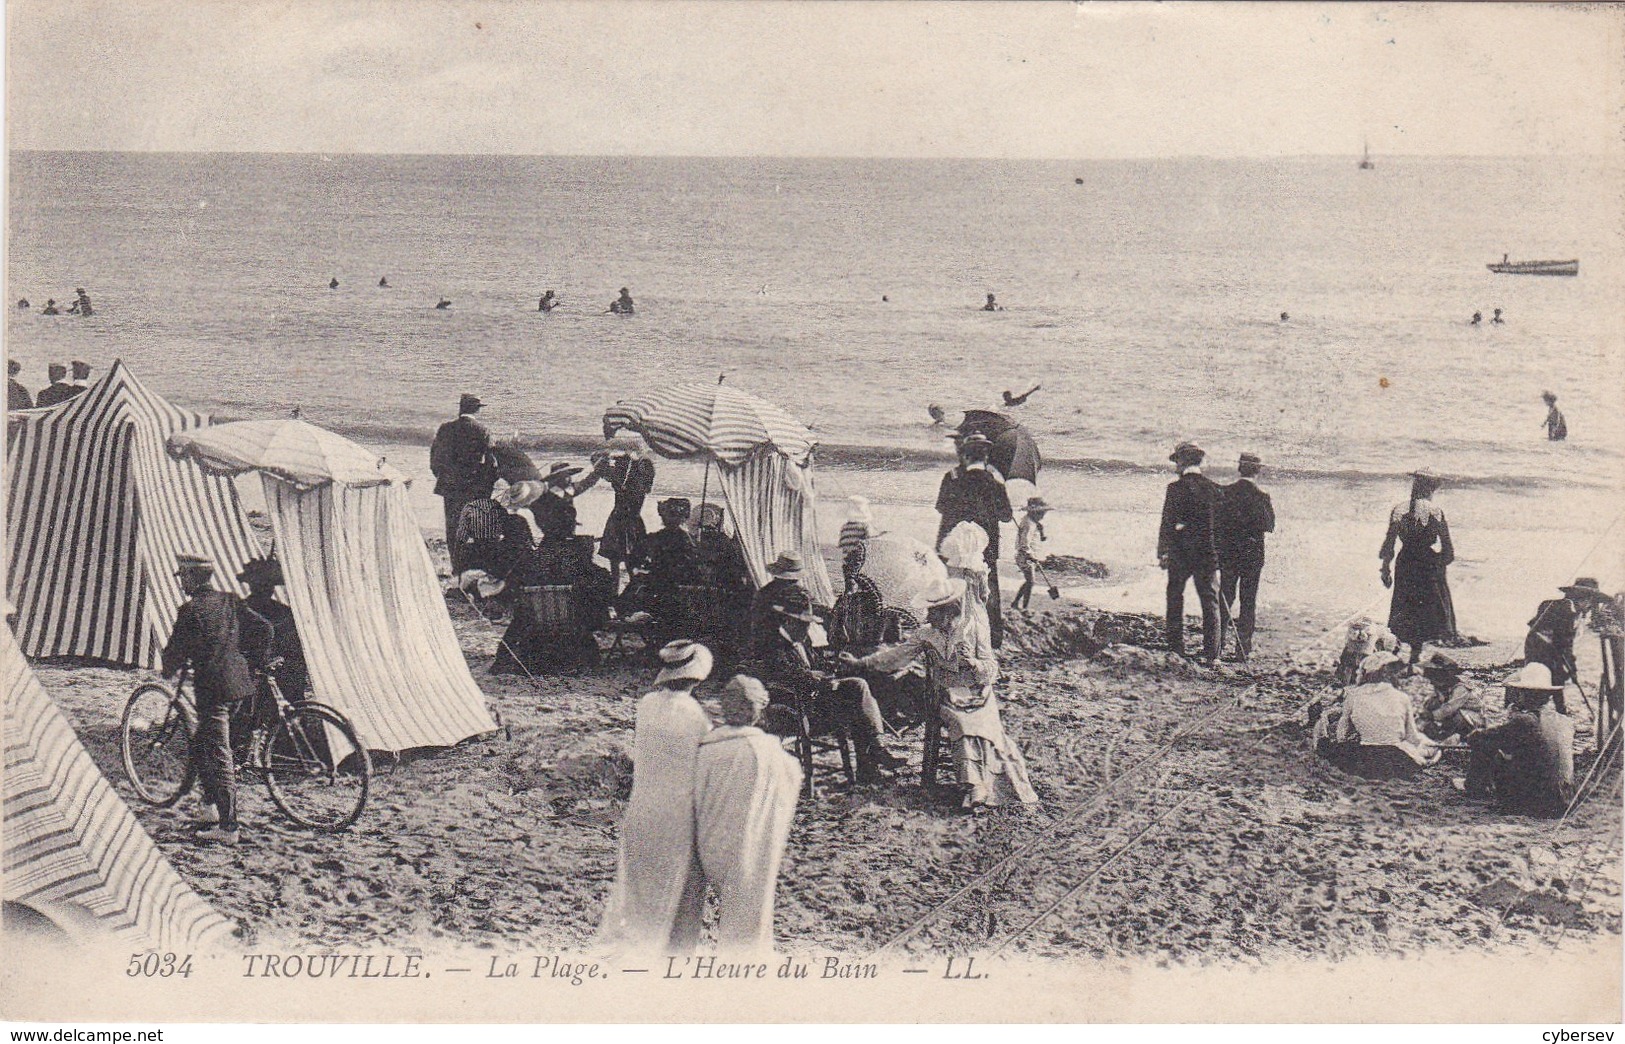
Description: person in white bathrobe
xmin=598 ymin=640 xmax=714 ymax=957
xmin=694 ymin=675 xmax=803 ymax=953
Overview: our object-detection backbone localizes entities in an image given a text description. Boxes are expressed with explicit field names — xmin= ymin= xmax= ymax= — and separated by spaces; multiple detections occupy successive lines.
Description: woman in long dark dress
xmin=1380 ymin=469 xmax=1457 ymax=664
xmin=599 ymin=434 xmax=656 ymax=593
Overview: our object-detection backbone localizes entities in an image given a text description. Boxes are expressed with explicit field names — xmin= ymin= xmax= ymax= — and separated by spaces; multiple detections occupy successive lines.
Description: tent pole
xmin=698 ymin=458 xmax=712 ymax=525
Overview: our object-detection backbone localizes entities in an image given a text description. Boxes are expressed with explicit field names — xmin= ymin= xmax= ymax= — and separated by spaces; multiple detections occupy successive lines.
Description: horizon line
xmin=9 ymin=146 xmax=1621 ymax=163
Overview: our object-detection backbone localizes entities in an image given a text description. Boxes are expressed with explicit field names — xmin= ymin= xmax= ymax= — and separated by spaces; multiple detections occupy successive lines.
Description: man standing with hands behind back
xmin=430 ymin=393 xmax=498 ymax=576
xmin=1217 ymin=452 xmax=1275 ymax=660
xmin=1159 ymin=441 xmax=1222 ymax=664
xmin=935 ymin=432 xmax=1013 ymax=648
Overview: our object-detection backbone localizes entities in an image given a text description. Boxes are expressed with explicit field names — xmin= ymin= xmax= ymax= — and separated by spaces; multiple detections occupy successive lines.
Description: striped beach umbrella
xmin=168 ymin=419 xmax=404 ymax=489
xmin=602 ymin=382 xmax=815 ymax=467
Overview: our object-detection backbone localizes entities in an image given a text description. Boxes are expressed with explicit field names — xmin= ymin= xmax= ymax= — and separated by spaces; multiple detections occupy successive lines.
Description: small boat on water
xmin=1487 ymin=254 xmax=1579 ymax=276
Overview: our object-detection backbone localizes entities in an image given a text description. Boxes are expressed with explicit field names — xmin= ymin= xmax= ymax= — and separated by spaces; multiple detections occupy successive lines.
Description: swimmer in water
xmin=1280 ymin=312 xmax=1289 ymax=322
xmin=982 ymin=293 xmax=1003 ymax=312
xmin=1471 ymin=311 xmax=1482 ymax=326
xmin=379 ymin=276 xmax=390 ymax=288
xmin=609 ymin=288 xmax=635 ymax=315
xmin=539 ymin=290 xmax=557 ymax=313
xmin=435 ymin=298 xmax=452 ymax=310
xmin=1492 ymin=308 xmax=1505 ymax=325
xmin=927 ymin=403 xmax=947 ymax=426
xmin=16 ymin=299 xmax=28 ymax=310
xmin=882 ymin=295 xmax=889 ymax=302
xmin=41 ymin=299 xmax=59 ymax=315
xmin=330 ymin=277 xmax=339 ymax=289
xmin=1002 ymin=385 xmax=1041 ymax=408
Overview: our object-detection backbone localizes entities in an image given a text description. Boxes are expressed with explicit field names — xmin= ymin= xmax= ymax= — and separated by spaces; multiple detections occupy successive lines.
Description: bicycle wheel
xmin=120 ymin=684 xmax=197 ymax=807
xmin=260 ymin=704 xmax=371 ymax=831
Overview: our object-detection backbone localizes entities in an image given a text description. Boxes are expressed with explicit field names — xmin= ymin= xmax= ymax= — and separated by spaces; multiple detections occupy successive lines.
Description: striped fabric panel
xmin=603 ymin=383 xmax=815 ymax=467
xmin=716 ymin=450 xmax=836 ymax=607
xmin=2 ymin=626 xmax=235 ymax=949
xmin=6 ymin=361 xmax=258 ymax=667
xmin=264 ymin=477 xmax=496 ymax=753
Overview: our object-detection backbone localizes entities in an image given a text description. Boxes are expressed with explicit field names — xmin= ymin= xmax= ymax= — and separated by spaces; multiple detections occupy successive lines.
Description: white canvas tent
xmin=167 ymin=419 xmax=497 ymax=753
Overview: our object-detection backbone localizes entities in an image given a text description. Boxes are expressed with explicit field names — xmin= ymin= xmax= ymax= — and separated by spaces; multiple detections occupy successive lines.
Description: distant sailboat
xmin=1358 ymin=141 xmax=1374 ymax=170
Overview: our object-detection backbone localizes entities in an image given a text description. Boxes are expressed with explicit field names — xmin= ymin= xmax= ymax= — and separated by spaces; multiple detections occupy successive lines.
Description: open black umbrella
xmin=490 ymin=442 xmax=543 ymax=484
xmin=957 ymin=410 xmax=1042 ymax=485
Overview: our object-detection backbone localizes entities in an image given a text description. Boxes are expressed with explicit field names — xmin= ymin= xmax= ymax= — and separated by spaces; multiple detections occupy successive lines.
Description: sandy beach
xmin=28 ymin=528 xmax=1622 ymax=963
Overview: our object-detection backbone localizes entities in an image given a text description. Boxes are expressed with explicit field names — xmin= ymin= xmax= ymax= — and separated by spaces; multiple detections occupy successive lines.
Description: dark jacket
xmin=161 ymin=588 xmax=264 ymax=706
xmin=242 ymin=594 xmax=308 ymax=699
xmin=748 ymin=577 xmax=808 ymax=661
xmin=1158 ymin=470 xmax=1222 ymax=566
xmin=1217 ymin=478 xmax=1275 ymax=566
xmin=35 ymin=382 xmax=81 ymax=409
xmin=429 ymin=415 xmax=496 ymax=497
xmin=1524 ymin=598 xmax=1580 ymax=683
xmin=694 ymin=526 xmax=751 ymax=592
xmin=529 ymin=489 xmax=579 ymax=544
xmin=935 ymin=465 xmax=1013 ymax=558
xmin=8 ymin=379 xmax=33 ymax=411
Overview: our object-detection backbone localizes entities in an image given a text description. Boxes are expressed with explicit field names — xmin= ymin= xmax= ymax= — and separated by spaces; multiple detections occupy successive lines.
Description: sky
xmin=5 ymin=1 xmax=1622 ymax=158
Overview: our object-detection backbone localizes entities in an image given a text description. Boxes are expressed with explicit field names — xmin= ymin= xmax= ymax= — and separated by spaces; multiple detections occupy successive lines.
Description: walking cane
xmin=1215 ymin=581 xmax=1248 ymax=665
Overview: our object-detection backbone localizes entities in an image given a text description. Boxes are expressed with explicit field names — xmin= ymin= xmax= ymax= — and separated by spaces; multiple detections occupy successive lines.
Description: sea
xmin=8 ymin=151 xmax=1624 ymax=646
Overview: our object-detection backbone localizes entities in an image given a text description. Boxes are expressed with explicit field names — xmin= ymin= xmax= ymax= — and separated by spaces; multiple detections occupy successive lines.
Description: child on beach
xmin=1010 ymin=496 xmax=1051 ymax=611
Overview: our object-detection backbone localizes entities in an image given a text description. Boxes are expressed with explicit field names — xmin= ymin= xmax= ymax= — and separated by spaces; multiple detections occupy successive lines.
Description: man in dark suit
xmin=35 ymin=363 xmax=78 ymax=407
xmin=430 ymin=394 xmax=497 ymax=575
xmin=1217 ymin=452 xmax=1276 ymax=659
xmin=935 ymin=432 xmax=1013 ymax=647
xmin=161 ymin=554 xmax=267 ymax=845
xmin=7 ymin=360 xmax=33 ymax=410
xmin=1158 ymin=441 xmax=1222 ymax=663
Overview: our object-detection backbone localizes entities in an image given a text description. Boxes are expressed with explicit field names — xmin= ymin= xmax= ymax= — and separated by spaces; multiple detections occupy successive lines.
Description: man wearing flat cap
xmin=1216 ymin=452 xmax=1275 ymax=659
xmin=430 ymin=394 xmax=499 ymax=575
xmin=1461 ymin=664 xmax=1575 ymax=817
xmin=935 ymin=430 xmax=1013 ymax=647
xmin=694 ymin=675 xmax=802 ymax=953
xmin=1158 ymin=441 xmax=1223 ymax=663
xmin=160 ymin=554 xmax=268 ymax=845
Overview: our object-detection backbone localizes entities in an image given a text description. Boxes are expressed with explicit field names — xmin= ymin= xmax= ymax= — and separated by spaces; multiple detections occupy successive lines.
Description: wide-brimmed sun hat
xmin=544 ymin=461 xmax=583 ymax=486
xmin=1561 ymin=577 xmax=1605 ymax=601
xmin=654 ymin=640 xmax=713 ymax=686
xmin=494 ymin=480 xmax=545 ymax=511
xmin=913 ymin=575 xmax=967 ymax=612
xmin=1503 ymin=662 xmax=1563 ymax=693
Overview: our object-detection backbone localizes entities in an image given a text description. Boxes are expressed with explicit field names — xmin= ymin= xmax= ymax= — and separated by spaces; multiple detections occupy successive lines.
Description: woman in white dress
xmin=598 ymin=641 xmax=714 ymax=956
xmin=844 ymin=571 xmax=1039 ymax=809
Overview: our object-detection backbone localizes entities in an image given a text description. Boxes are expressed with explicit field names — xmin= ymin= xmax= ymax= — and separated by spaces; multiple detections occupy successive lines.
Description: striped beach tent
xmin=3 ymin=623 xmax=235 ymax=949
xmin=167 ymin=421 xmax=497 ymax=753
xmin=5 ymin=360 xmax=260 ymax=667
xmin=603 ymin=382 xmax=835 ymax=605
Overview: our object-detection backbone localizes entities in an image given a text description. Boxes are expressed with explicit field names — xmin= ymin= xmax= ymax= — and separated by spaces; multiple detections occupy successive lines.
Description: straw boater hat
xmin=720 ymin=675 xmax=770 ymax=726
xmin=765 ymin=551 xmax=804 ymax=578
xmin=494 ymin=480 xmax=545 ymax=511
xmin=459 ymin=393 xmax=483 ymax=414
xmin=237 ymin=557 xmax=284 ymax=588
xmin=1238 ymin=452 xmax=1262 ymax=471
xmin=174 ymin=553 xmax=214 ymax=578
xmin=544 ymin=461 xmax=583 ymax=486
xmin=955 ymin=432 xmax=992 ymax=452
xmin=1169 ymin=441 xmax=1205 ymax=466
xmin=654 ymin=640 xmax=713 ymax=687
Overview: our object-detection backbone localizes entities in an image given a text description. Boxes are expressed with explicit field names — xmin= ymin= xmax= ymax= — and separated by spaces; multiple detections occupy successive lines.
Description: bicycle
xmin=120 ymin=666 xmax=371 ymax=831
